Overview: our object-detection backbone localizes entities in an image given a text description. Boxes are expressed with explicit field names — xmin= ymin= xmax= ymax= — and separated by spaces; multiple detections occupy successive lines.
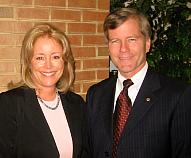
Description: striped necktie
xmin=112 ymin=79 xmax=133 ymax=158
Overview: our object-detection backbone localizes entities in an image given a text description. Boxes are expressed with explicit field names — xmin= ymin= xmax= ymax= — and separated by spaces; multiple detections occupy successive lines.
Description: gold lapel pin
xmin=146 ymin=97 xmax=151 ymax=102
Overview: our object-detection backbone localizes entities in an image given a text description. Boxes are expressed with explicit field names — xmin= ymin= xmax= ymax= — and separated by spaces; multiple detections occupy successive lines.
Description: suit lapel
xmin=59 ymin=92 xmax=85 ymax=157
xmin=100 ymin=77 xmax=117 ymax=142
xmin=22 ymin=88 xmax=58 ymax=153
xmin=123 ymin=69 xmax=161 ymax=136
xmin=59 ymin=92 xmax=78 ymax=143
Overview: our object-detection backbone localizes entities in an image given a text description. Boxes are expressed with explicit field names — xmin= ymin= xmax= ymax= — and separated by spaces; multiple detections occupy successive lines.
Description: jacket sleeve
xmin=171 ymin=85 xmax=191 ymax=158
xmin=0 ymin=91 xmax=20 ymax=158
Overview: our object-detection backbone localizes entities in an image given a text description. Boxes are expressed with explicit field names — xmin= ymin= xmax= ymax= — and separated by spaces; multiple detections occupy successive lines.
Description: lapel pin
xmin=146 ymin=97 xmax=151 ymax=102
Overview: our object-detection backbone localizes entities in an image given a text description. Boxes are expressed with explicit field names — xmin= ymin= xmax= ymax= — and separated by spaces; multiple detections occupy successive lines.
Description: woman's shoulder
xmin=59 ymin=91 xmax=85 ymax=104
xmin=0 ymin=87 xmax=31 ymax=114
xmin=0 ymin=86 xmax=29 ymax=98
xmin=0 ymin=87 xmax=35 ymax=106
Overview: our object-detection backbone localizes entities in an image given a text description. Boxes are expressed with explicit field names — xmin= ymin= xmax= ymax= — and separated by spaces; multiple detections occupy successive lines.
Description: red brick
xmin=35 ymin=0 xmax=66 ymax=6
xmin=75 ymin=60 xmax=82 ymax=70
xmin=68 ymin=23 xmax=96 ymax=34
xmin=0 ymin=21 xmax=14 ymax=33
xmin=82 ymin=81 xmax=97 ymax=93
xmin=0 ymin=0 xmax=110 ymax=96
xmin=98 ymin=47 xmax=108 ymax=56
xmin=73 ymin=82 xmax=81 ymax=93
xmin=0 ymin=7 xmax=13 ymax=18
xmin=51 ymin=9 xmax=81 ymax=21
xmin=0 ymin=75 xmax=21 ymax=85
xmin=0 ymin=0 xmax=32 ymax=5
xmin=98 ymin=0 xmax=110 ymax=10
xmin=83 ymin=58 xmax=109 ymax=69
xmin=68 ymin=0 xmax=96 ymax=8
xmin=51 ymin=22 xmax=66 ymax=32
xmin=0 ymin=47 xmax=20 ymax=59
xmin=97 ymin=69 xmax=109 ymax=79
xmin=72 ymin=47 xmax=96 ymax=58
xmin=83 ymin=35 xmax=106 ymax=45
xmin=14 ymin=22 xmax=33 ymax=33
xmin=0 ymin=34 xmax=15 ymax=45
xmin=98 ymin=23 xmax=104 ymax=33
xmin=83 ymin=10 xmax=108 ymax=22
xmin=0 ymin=62 xmax=16 ymax=73
xmin=16 ymin=8 xmax=49 ymax=20
xmin=15 ymin=34 xmax=25 ymax=46
xmin=75 ymin=70 xmax=96 ymax=81
xmin=68 ymin=35 xmax=82 ymax=46
xmin=0 ymin=21 xmax=33 ymax=33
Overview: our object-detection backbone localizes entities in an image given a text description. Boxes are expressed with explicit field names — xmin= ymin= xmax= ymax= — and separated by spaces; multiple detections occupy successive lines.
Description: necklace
xmin=37 ymin=91 xmax=60 ymax=110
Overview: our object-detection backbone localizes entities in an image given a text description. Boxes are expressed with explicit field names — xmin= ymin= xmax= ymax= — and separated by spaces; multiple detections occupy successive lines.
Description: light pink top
xmin=38 ymin=96 xmax=73 ymax=158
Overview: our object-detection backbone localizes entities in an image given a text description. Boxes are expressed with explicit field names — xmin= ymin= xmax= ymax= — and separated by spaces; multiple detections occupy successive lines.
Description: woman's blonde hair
xmin=18 ymin=23 xmax=75 ymax=93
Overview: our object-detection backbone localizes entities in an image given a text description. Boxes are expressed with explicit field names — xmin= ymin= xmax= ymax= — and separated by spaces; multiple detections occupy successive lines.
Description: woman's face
xmin=31 ymin=36 xmax=64 ymax=91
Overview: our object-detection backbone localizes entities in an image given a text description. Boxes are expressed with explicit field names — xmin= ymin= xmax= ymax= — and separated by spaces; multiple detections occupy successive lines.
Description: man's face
xmin=108 ymin=19 xmax=151 ymax=78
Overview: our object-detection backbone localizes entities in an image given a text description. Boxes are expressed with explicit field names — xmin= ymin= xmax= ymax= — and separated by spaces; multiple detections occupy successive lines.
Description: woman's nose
xmin=44 ymin=57 xmax=52 ymax=68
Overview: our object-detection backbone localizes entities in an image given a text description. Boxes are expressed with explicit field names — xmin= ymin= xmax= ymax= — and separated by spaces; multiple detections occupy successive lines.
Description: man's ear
xmin=146 ymin=38 xmax=151 ymax=53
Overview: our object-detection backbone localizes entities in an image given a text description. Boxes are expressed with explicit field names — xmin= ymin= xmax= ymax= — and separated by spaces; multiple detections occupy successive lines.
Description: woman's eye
xmin=53 ymin=55 xmax=61 ymax=59
xmin=36 ymin=56 xmax=44 ymax=60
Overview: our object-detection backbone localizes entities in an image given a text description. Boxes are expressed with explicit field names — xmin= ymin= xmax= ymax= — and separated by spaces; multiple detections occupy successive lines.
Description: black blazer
xmin=0 ymin=87 xmax=89 ymax=158
xmin=86 ymin=68 xmax=191 ymax=158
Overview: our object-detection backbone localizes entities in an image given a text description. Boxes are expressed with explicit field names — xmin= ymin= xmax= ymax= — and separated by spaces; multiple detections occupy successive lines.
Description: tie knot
xmin=123 ymin=79 xmax=133 ymax=89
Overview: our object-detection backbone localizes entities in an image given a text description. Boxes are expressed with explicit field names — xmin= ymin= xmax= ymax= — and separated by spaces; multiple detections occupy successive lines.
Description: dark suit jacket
xmin=0 ymin=87 xmax=89 ymax=158
xmin=86 ymin=68 xmax=191 ymax=158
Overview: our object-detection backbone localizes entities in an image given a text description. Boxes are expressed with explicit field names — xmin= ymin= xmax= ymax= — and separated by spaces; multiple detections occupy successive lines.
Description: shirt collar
xmin=117 ymin=62 xmax=148 ymax=90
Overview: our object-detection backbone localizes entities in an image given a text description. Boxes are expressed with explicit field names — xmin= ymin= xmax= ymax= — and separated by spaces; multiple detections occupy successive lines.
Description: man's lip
xmin=119 ymin=57 xmax=131 ymax=60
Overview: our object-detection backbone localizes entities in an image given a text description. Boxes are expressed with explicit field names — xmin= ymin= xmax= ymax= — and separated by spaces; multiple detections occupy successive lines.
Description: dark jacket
xmin=86 ymin=68 xmax=191 ymax=158
xmin=0 ymin=87 xmax=89 ymax=158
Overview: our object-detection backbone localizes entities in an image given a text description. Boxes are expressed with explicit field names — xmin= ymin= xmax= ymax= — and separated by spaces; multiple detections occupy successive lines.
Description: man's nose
xmin=120 ymin=40 xmax=129 ymax=53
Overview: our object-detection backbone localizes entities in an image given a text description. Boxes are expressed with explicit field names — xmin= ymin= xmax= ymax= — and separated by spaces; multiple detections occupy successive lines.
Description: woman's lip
xmin=41 ymin=72 xmax=55 ymax=76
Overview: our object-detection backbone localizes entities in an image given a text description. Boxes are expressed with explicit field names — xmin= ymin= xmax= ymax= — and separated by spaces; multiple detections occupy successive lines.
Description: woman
xmin=0 ymin=23 xmax=89 ymax=158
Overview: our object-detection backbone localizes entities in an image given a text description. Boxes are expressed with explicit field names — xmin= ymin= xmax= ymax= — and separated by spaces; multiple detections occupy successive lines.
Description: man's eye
xmin=127 ymin=38 xmax=136 ymax=42
xmin=110 ymin=39 xmax=120 ymax=44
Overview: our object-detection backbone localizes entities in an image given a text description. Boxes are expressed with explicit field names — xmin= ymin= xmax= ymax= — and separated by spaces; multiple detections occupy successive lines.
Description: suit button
xmin=104 ymin=151 xmax=109 ymax=157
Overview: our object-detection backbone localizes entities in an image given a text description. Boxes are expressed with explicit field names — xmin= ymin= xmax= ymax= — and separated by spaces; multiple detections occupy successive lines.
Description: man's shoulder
xmin=86 ymin=76 xmax=117 ymax=103
xmin=89 ymin=76 xmax=117 ymax=90
xmin=148 ymin=68 xmax=191 ymax=92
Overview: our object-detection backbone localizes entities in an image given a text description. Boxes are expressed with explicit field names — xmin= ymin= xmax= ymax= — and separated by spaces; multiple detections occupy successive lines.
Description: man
xmin=86 ymin=8 xmax=191 ymax=158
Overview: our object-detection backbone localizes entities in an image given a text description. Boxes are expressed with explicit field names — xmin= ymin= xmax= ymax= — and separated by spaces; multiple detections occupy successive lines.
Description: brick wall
xmin=0 ymin=0 xmax=110 ymax=98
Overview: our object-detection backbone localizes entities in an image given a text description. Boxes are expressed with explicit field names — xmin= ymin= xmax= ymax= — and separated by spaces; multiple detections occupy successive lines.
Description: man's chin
xmin=119 ymin=65 xmax=132 ymax=72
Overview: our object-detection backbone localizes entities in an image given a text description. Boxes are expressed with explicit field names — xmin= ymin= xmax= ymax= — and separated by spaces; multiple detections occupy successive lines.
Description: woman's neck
xmin=35 ymin=88 xmax=57 ymax=101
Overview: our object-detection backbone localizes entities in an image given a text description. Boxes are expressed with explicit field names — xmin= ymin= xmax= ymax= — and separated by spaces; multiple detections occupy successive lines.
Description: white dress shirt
xmin=114 ymin=62 xmax=148 ymax=111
